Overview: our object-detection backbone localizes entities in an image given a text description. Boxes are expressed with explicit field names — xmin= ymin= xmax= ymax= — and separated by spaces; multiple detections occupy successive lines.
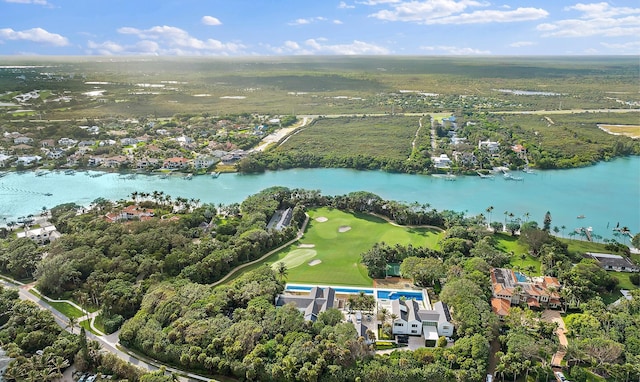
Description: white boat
xmin=211 ymin=171 xmax=220 ymax=178
xmin=35 ymin=170 xmax=47 ymax=177
xmin=504 ymin=173 xmax=523 ymax=181
xmin=183 ymin=173 xmax=193 ymax=180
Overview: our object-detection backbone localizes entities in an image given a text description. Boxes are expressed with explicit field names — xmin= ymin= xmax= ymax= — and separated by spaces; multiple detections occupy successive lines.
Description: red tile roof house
xmin=162 ymin=157 xmax=190 ymax=170
xmin=105 ymin=205 xmax=155 ymax=222
xmin=490 ymin=268 xmax=562 ymax=317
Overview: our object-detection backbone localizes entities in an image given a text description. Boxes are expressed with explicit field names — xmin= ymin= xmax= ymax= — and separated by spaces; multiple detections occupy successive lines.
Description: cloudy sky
xmin=0 ymin=0 xmax=638 ymax=56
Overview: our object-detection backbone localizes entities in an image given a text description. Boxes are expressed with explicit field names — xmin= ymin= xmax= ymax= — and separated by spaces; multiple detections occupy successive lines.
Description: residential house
xmin=490 ymin=268 xmax=562 ymax=315
xmin=40 ymin=139 xmax=55 ymax=148
xmin=586 ymin=253 xmax=639 ymax=272
xmin=136 ymin=134 xmax=152 ymax=143
xmin=120 ymin=138 xmax=138 ymax=146
xmin=163 ymin=157 xmax=190 ymax=170
xmin=47 ymin=148 xmax=66 ymax=160
xmin=193 ymin=155 xmax=217 ymax=170
xmin=104 ymin=155 xmax=129 ymax=168
xmin=13 ymin=136 xmax=33 ymax=145
xmin=15 ymin=155 xmax=42 ymax=165
xmin=16 ymin=224 xmax=60 ymax=244
xmin=78 ymin=125 xmax=100 ymax=135
xmin=11 ymin=144 xmax=33 ymax=152
xmin=0 ymin=154 xmax=12 ymax=167
xmin=275 ymin=287 xmax=338 ymax=322
xmin=78 ymin=140 xmax=96 ymax=147
xmin=431 ymin=154 xmax=452 ymax=169
xmin=451 ymin=137 xmax=467 ymax=145
xmin=175 ymin=136 xmax=194 ymax=147
xmin=99 ymin=139 xmax=117 ymax=146
xmin=478 ymin=140 xmax=500 ymax=153
xmin=390 ymin=299 xmax=454 ymax=343
xmin=453 ymin=151 xmax=477 ymax=166
xmin=155 ymin=128 xmax=169 ymax=136
xmin=58 ymin=137 xmax=78 ymax=147
xmin=136 ymin=158 xmax=159 ymax=170
xmin=105 ymin=205 xmax=155 ymax=222
xmin=88 ymin=156 xmax=105 ymax=167
xmin=267 ymin=208 xmax=293 ymax=231
xmin=511 ymin=144 xmax=527 ymax=159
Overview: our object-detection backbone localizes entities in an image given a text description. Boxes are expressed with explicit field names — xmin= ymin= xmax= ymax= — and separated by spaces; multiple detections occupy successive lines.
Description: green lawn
xmin=232 ymin=207 xmax=442 ymax=286
xmin=30 ymin=290 xmax=86 ymax=319
xmin=494 ymin=233 xmax=542 ymax=275
xmin=494 ymin=233 xmax=528 ymax=254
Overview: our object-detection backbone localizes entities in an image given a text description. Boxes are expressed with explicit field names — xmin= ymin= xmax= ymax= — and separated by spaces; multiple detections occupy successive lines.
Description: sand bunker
xmin=315 ymin=217 xmax=328 ymax=222
xmin=308 ymin=260 xmax=322 ymax=266
xmin=299 ymin=244 xmax=315 ymax=248
xmin=338 ymin=226 xmax=352 ymax=233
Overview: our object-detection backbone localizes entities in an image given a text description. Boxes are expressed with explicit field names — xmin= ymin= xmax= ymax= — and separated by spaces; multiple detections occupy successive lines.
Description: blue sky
xmin=0 ymin=0 xmax=638 ymax=56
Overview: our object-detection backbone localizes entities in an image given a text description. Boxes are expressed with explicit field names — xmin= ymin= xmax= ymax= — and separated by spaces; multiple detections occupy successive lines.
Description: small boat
xmin=44 ymin=192 xmax=53 ymax=196
xmin=444 ymin=173 xmax=457 ymax=181
xmin=159 ymin=173 xmax=168 ymax=179
xmin=504 ymin=173 xmax=523 ymax=181
xmin=477 ymin=171 xmax=494 ymax=179
xmin=211 ymin=171 xmax=220 ymax=178
xmin=183 ymin=173 xmax=193 ymax=180
xmin=64 ymin=169 xmax=75 ymax=175
xmin=577 ymin=215 xmax=585 ymax=219
xmin=0 ymin=172 xmax=7 ymax=178
xmin=35 ymin=170 xmax=47 ymax=177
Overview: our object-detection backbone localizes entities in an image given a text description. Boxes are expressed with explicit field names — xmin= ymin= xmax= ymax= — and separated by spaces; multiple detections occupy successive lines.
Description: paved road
xmin=1 ymin=277 xmax=216 ymax=382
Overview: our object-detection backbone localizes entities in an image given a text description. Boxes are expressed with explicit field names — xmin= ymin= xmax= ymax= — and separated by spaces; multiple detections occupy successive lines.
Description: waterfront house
xmin=105 ymin=205 xmax=155 ymax=223
xmin=88 ymin=156 xmax=105 ymax=167
xmin=163 ymin=157 xmax=190 ymax=170
xmin=47 ymin=148 xmax=66 ymax=160
xmin=586 ymin=253 xmax=639 ymax=272
xmin=17 ymin=224 xmax=60 ymax=244
xmin=193 ymin=155 xmax=217 ymax=170
xmin=136 ymin=158 xmax=159 ymax=170
xmin=15 ymin=155 xmax=42 ymax=166
xmin=431 ymin=154 xmax=452 ymax=169
xmin=490 ymin=268 xmax=562 ymax=313
xmin=275 ymin=287 xmax=337 ymax=322
xmin=390 ymin=299 xmax=454 ymax=343
xmin=0 ymin=154 xmax=11 ymax=167
xmin=478 ymin=140 xmax=500 ymax=153
xmin=104 ymin=155 xmax=129 ymax=168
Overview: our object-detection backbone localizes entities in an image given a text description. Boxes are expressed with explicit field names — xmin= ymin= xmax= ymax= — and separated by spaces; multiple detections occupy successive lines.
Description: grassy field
xmin=598 ymin=124 xmax=640 ymax=139
xmin=231 ymin=207 xmax=442 ymax=286
xmin=275 ymin=116 xmax=419 ymax=162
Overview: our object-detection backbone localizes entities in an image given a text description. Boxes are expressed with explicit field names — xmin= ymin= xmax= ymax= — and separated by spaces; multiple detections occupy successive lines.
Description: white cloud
xmin=115 ymin=25 xmax=244 ymax=54
xmin=288 ymin=16 xmax=329 ymax=26
xmin=338 ymin=1 xmax=355 ymax=9
xmin=420 ymin=45 xmax=490 ymax=55
xmin=333 ymin=19 xmax=344 ymax=24
xmin=201 ymin=16 xmax=222 ymax=26
xmin=509 ymin=41 xmax=536 ymax=48
xmin=600 ymin=40 xmax=640 ymax=52
xmin=537 ymin=3 xmax=640 ymax=38
xmin=270 ymin=38 xmax=389 ymax=55
xmin=4 ymin=0 xmax=48 ymax=5
xmin=87 ymin=40 xmax=160 ymax=55
xmin=0 ymin=27 xmax=68 ymax=46
xmin=357 ymin=0 xmax=401 ymax=4
xmin=368 ymin=0 xmax=547 ymax=25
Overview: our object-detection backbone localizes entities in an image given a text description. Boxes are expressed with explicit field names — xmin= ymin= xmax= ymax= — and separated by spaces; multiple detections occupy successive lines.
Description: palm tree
xmin=275 ymin=262 xmax=288 ymax=281
xmin=561 ymin=225 xmax=566 ymax=238
xmin=523 ymin=212 xmax=530 ymax=223
xmin=66 ymin=316 xmax=78 ymax=334
xmin=377 ymin=307 xmax=389 ymax=326
xmin=486 ymin=206 xmax=494 ymax=227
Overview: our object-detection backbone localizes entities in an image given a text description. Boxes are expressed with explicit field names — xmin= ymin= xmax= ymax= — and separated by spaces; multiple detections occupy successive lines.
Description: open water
xmin=0 ymin=156 xmax=638 ymax=241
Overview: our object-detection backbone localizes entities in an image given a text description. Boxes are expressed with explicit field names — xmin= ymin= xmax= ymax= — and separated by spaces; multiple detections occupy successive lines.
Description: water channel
xmin=0 ymin=156 xmax=638 ymax=241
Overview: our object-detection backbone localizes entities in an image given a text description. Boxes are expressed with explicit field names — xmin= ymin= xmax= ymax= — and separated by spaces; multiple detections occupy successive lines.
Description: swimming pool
xmin=377 ymin=290 xmax=423 ymax=301
xmin=515 ymin=272 xmax=528 ymax=282
xmin=285 ymin=285 xmax=374 ymax=295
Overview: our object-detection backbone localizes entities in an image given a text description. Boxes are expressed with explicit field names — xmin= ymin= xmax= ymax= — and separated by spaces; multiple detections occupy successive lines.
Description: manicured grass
xmin=79 ymin=320 xmax=100 ymax=336
xmin=232 ymin=207 xmax=442 ymax=286
xmin=30 ymin=289 xmax=86 ymax=318
xmin=509 ymin=254 xmax=542 ymax=276
xmin=495 ymin=233 xmax=528 ymax=254
xmin=559 ymin=238 xmax=610 ymax=256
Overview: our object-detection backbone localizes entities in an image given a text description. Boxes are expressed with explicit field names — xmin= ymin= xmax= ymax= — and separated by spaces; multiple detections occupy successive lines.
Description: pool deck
xmin=285 ymin=282 xmax=431 ymax=308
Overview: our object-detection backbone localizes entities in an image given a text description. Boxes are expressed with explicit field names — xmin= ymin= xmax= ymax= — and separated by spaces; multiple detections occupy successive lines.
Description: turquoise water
xmin=377 ymin=290 xmax=424 ymax=300
xmin=0 ymin=156 xmax=638 ymax=240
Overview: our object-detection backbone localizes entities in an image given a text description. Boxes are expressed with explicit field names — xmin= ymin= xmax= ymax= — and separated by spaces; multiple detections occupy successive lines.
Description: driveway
xmin=541 ymin=309 xmax=568 ymax=366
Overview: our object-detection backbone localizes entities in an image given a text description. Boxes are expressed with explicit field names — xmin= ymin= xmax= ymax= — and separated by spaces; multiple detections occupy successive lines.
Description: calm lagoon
xmin=1 ymin=156 xmax=638 ymax=241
